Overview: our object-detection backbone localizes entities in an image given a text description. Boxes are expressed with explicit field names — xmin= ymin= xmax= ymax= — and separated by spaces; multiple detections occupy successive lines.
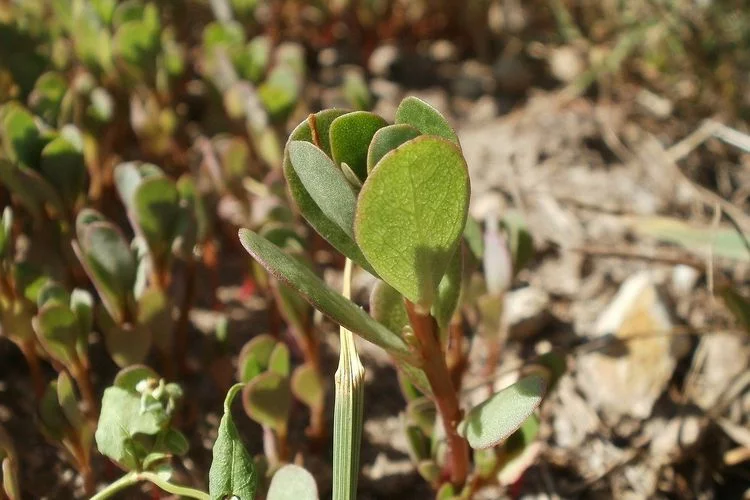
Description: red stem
xmin=405 ymin=301 xmax=469 ymax=487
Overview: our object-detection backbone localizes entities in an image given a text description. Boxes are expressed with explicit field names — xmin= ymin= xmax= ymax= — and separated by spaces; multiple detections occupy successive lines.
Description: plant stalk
xmin=19 ymin=339 xmax=45 ymax=399
xmin=174 ymin=257 xmax=198 ymax=374
xmin=332 ymin=258 xmax=365 ymax=500
xmin=70 ymin=359 xmax=98 ymax=417
xmin=405 ymin=301 xmax=469 ymax=488
xmin=89 ymin=471 xmax=209 ymax=500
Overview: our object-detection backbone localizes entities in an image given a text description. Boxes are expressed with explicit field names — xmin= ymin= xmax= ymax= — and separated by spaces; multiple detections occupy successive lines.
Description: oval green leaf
xmin=354 ymin=136 xmax=470 ymax=307
xmin=457 ymin=374 xmax=547 ymax=450
xmin=287 ymin=140 xmax=357 ymax=239
xmin=242 ymin=371 xmax=291 ymax=432
xmin=267 ymin=464 xmax=319 ymax=500
xmin=394 ymin=96 xmax=459 ymax=145
xmin=367 ymin=123 xmax=421 ymax=173
xmin=329 ymin=111 xmax=387 ymax=181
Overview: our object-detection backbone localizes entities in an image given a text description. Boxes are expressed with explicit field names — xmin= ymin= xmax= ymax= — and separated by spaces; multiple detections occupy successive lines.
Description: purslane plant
xmin=239 ymin=97 xmax=557 ymax=491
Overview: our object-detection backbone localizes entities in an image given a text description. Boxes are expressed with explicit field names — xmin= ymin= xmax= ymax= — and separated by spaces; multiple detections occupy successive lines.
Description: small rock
xmin=429 ymin=39 xmax=458 ymax=63
xmin=493 ymin=56 xmax=533 ymax=94
xmin=465 ymin=95 xmax=498 ymax=123
xmin=317 ymin=47 xmax=338 ymax=67
xmin=502 ymin=286 xmax=551 ymax=340
xmin=451 ymin=60 xmax=495 ymax=100
xmin=671 ymin=264 xmax=701 ymax=296
xmin=548 ymin=46 xmax=585 ymax=83
xmin=577 ymin=272 xmax=690 ymax=421
xmin=368 ymin=44 xmax=399 ymax=77
xmin=689 ymin=332 xmax=750 ymax=410
xmin=649 ymin=415 xmax=702 ymax=458
xmin=636 ymin=89 xmax=674 ymax=119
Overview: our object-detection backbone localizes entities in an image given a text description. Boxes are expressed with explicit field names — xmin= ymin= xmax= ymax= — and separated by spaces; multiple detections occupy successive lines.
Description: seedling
xmin=240 ymin=97 xmax=559 ymax=492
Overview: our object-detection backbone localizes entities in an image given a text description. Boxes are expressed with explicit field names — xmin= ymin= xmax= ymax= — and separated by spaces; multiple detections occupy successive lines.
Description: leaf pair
xmin=238 ymin=335 xmax=292 ymax=438
xmin=32 ymin=281 xmax=92 ymax=371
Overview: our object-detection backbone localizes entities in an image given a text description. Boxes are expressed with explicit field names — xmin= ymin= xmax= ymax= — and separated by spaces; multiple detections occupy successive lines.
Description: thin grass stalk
xmin=332 ymin=259 xmax=365 ymax=500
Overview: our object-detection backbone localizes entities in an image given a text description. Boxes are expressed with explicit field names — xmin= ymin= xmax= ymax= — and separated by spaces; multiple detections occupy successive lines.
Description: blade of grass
xmin=332 ymin=259 xmax=365 ymax=500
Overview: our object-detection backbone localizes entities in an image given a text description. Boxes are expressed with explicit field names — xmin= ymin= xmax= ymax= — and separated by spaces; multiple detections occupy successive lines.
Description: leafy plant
xmin=239 ymin=97 xmax=561 ymax=493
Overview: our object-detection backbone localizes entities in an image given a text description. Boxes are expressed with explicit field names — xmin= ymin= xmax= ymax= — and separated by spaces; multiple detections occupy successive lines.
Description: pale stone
xmin=577 ymin=272 xmax=690 ymax=421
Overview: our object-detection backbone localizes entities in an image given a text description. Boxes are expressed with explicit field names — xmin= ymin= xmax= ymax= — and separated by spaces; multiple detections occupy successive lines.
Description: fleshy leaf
xmin=370 ymin=280 xmax=408 ymax=336
xmin=457 ymin=374 xmax=547 ymax=449
xmin=367 ymin=124 xmax=421 ymax=173
xmin=242 ymin=371 xmax=291 ymax=433
xmin=39 ymin=135 xmax=87 ymax=209
xmin=290 ymin=363 xmax=324 ymax=411
xmin=209 ymin=384 xmax=257 ymax=500
xmin=283 ymin=110 xmax=376 ymax=274
xmin=433 ymin=245 xmax=463 ymax=329
xmin=329 ymin=111 xmax=387 ymax=181
xmin=133 ymin=176 xmax=181 ymax=264
xmin=114 ymin=365 xmax=159 ymax=392
xmin=354 ymin=136 xmax=470 ymax=307
xmin=76 ymin=220 xmax=136 ymax=324
xmin=268 ymin=342 xmax=291 ymax=377
xmin=237 ymin=334 xmax=277 ymax=382
xmin=287 ymin=140 xmax=357 ymax=239
xmin=1 ymin=103 xmax=44 ymax=167
xmin=266 ymin=464 xmax=318 ymax=500
xmin=238 ymin=229 xmax=409 ymax=358
xmin=394 ymin=96 xmax=459 ymax=145
xmin=95 ymin=386 xmax=166 ymax=469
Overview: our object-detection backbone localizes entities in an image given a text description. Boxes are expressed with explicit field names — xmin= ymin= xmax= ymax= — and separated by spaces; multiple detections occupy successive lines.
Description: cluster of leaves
xmin=240 ymin=96 xmax=565 ymax=496
xmin=0 ymin=2 xmax=577 ymax=499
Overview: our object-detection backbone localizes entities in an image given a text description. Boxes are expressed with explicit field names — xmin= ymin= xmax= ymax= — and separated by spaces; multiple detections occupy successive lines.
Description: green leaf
xmin=0 ymin=159 xmax=62 ymax=222
xmin=258 ymin=65 xmax=299 ymax=122
xmin=29 ymin=72 xmax=67 ymax=124
xmin=237 ymin=334 xmax=278 ymax=382
xmin=242 ymin=371 xmax=291 ymax=433
xmin=133 ymin=176 xmax=181 ymax=264
xmin=290 ymin=363 xmax=324 ymax=411
xmin=329 ymin=111 xmax=387 ymax=181
xmin=37 ymin=281 xmax=70 ymax=308
xmin=39 ymin=381 xmax=67 ymax=440
xmin=238 ymin=229 xmax=409 ymax=358
xmin=39 ymin=135 xmax=87 ymax=209
xmin=370 ymin=280 xmax=408 ymax=336
xmin=114 ymin=365 xmax=159 ymax=392
xmin=113 ymin=19 xmax=160 ymax=73
xmin=287 ymin=140 xmax=358 ymax=239
xmin=137 ymin=288 xmax=172 ymax=352
xmin=367 ymin=124 xmax=421 ymax=173
xmin=209 ymin=383 xmax=257 ymax=500
xmin=267 ymin=464 xmax=318 ymax=500
xmin=1 ymin=103 xmax=43 ymax=167
xmin=354 ymin=136 xmax=470 ymax=307
xmin=70 ymin=288 xmax=94 ymax=346
xmin=99 ymin=308 xmax=152 ymax=367
xmin=457 ymin=374 xmax=547 ymax=449
xmin=76 ymin=220 xmax=136 ymax=324
xmin=95 ymin=386 xmax=166 ymax=469
xmin=284 ymin=111 xmax=378 ymax=274
xmin=394 ymin=96 xmax=459 ymax=145
xmin=0 ymin=207 xmax=11 ymax=258
xmin=34 ymin=302 xmax=79 ymax=364
xmin=433 ymin=245 xmax=463 ymax=329
xmin=629 ymin=216 xmax=750 ymax=262
xmin=56 ymin=372 xmax=84 ymax=432
xmin=268 ymin=342 xmax=290 ymax=377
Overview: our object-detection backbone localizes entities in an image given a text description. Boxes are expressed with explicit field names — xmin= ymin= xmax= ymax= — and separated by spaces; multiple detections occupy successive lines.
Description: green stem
xmin=332 ymin=259 xmax=365 ymax=500
xmin=90 ymin=471 xmax=210 ymax=500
